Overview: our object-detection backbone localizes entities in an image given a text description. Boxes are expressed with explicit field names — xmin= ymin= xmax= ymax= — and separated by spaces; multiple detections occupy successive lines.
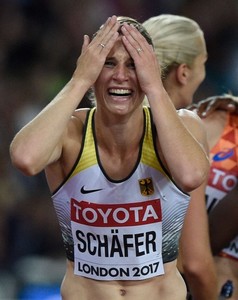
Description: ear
xmin=176 ymin=63 xmax=190 ymax=85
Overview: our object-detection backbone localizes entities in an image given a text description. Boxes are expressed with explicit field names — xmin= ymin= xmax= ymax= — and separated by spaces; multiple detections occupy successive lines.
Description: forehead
xmin=107 ymin=36 xmax=132 ymax=60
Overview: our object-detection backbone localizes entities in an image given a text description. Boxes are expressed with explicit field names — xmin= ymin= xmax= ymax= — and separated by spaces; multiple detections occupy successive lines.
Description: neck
xmin=94 ymin=107 xmax=144 ymax=154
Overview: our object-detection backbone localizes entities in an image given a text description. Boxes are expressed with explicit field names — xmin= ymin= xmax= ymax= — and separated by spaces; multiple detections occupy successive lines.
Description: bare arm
xmin=177 ymin=120 xmax=218 ymax=299
xmin=10 ymin=16 xmax=120 ymax=176
xmin=121 ymin=23 xmax=209 ymax=193
xmin=178 ymin=180 xmax=218 ymax=300
xmin=10 ymin=80 xmax=89 ymax=175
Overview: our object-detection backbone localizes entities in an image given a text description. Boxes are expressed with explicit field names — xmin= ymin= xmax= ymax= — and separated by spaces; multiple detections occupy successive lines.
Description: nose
xmin=112 ymin=65 xmax=129 ymax=82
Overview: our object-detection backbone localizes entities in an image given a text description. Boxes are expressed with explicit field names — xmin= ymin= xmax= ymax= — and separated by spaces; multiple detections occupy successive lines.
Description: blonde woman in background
xmin=143 ymin=15 xmax=218 ymax=300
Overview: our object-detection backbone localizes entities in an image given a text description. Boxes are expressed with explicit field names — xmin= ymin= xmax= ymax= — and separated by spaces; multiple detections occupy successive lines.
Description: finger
xmin=201 ymin=98 xmax=235 ymax=117
xmin=103 ymin=16 xmax=120 ymax=43
xmin=226 ymin=103 xmax=236 ymax=111
xmin=196 ymin=102 xmax=209 ymax=117
xmin=121 ymin=23 xmax=150 ymax=56
xmin=98 ymin=31 xmax=119 ymax=54
xmin=187 ymin=104 xmax=198 ymax=112
xmin=93 ymin=16 xmax=119 ymax=48
xmin=202 ymin=103 xmax=215 ymax=117
xmin=82 ymin=35 xmax=90 ymax=53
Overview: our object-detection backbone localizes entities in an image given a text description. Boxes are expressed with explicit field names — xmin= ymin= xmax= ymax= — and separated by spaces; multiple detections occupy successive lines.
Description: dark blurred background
xmin=1 ymin=0 xmax=238 ymax=299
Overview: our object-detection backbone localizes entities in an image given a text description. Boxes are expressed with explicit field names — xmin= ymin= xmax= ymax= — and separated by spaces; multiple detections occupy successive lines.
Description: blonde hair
xmin=143 ymin=14 xmax=205 ymax=79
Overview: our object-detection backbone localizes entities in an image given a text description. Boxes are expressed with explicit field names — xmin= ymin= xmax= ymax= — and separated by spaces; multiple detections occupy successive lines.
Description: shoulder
xmin=177 ymin=108 xmax=201 ymax=121
xmin=46 ymin=108 xmax=92 ymax=192
xmin=177 ymin=108 xmax=204 ymax=128
xmin=57 ymin=108 xmax=92 ymax=165
xmin=68 ymin=108 xmax=91 ymax=133
xmin=73 ymin=108 xmax=91 ymax=123
xmin=177 ymin=109 xmax=208 ymax=151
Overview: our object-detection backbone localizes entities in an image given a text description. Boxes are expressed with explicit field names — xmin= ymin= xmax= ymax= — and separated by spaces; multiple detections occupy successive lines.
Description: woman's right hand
xmin=73 ymin=16 xmax=120 ymax=87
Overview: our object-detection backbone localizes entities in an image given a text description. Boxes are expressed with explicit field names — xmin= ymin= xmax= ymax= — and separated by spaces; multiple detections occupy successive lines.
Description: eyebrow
xmin=106 ymin=56 xmax=134 ymax=62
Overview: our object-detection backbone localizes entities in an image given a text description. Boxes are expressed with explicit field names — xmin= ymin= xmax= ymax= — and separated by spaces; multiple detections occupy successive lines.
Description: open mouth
xmin=108 ymin=88 xmax=133 ymax=97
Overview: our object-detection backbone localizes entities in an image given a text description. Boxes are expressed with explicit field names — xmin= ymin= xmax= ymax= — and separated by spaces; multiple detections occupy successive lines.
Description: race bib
xmin=71 ymin=199 xmax=164 ymax=280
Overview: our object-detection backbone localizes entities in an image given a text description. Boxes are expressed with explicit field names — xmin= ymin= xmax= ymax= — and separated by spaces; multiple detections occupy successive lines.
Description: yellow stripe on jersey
xmin=70 ymin=106 xmax=166 ymax=179
xmin=141 ymin=107 xmax=166 ymax=175
xmin=70 ymin=108 xmax=97 ymax=178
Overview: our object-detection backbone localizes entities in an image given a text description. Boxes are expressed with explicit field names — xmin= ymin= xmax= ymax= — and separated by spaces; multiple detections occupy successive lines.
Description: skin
xmin=161 ymin=34 xmax=218 ymax=299
xmin=9 ymin=16 xmax=209 ymax=300
xmin=189 ymin=94 xmax=238 ymax=118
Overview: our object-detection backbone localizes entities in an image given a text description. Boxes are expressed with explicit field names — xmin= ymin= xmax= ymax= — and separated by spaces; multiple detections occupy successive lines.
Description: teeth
xmin=109 ymin=89 xmax=131 ymax=95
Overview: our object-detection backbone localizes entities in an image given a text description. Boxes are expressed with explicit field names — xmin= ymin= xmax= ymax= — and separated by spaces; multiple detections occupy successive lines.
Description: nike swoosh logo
xmin=80 ymin=186 xmax=103 ymax=194
xmin=213 ymin=148 xmax=234 ymax=162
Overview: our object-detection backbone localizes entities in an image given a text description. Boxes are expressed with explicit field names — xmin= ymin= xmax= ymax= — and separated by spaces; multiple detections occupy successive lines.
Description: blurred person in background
xmin=144 ymin=14 xmax=238 ymax=299
xmin=193 ymin=94 xmax=238 ymax=300
xmin=143 ymin=14 xmax=217 ymax=300
xmin=9 ymin=15 xmax=209 ymax=300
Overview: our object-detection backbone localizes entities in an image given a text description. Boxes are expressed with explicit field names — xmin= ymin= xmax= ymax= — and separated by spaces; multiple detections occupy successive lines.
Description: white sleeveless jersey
xmin=52 ymin=107 xmax=190 ymax=281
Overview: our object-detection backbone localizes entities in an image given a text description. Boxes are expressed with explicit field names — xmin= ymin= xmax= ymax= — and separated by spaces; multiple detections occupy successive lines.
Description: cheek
xmin=195 ymin=67 xmax=205 ymax=87
xmin=201 ymin=68 xmax=206 ymax=82
xmin=189 ymin=75 xmax=202 ymax=97
xmin=94 ymin=81 xmax=106 ymax=100
xmin=198 ymin=65 xmax=206 ymax=81
xmin=95 ymin=71 xmax=107 ymax=86
xmin=94 ymin=72 xmax=108 ymax=93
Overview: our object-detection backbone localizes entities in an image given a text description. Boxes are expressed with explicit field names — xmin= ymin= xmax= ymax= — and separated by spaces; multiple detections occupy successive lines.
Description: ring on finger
xmin=137 ymin=48 xmax=142 ymax=53
xmin=99 ymin=43 xmax=106 ymax=48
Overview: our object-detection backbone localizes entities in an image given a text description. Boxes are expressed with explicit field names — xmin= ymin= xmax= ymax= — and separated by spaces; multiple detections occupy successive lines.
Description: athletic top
xmin=206 ymin=112 xmax=238 ymax=261
xmin=52 ymin=106 xmax=190 ymax=280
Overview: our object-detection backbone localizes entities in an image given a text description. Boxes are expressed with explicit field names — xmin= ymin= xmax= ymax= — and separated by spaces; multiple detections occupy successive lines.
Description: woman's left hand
xmin=121 ymin=23 xmax=163 ymax=95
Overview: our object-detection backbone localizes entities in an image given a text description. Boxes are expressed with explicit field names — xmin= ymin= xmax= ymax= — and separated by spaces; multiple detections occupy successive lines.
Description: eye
xmin=104 ymin=60 xmax=115 ymax=68
xmin=127 ymin=61 xmax=135 ymax=69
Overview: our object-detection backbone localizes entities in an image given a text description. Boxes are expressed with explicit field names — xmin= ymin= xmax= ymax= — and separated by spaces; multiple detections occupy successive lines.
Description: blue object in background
xmin=18 ymin=284 xmax=61 ymax=300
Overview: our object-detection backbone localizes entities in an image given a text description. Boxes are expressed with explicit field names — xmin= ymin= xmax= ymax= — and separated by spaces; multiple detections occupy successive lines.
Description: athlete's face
xmin=94 ymin=37 xmax=144 ymax=115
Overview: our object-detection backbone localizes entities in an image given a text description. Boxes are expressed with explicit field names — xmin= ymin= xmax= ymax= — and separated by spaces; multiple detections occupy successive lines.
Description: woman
xmin=143 ymin=14 xmax=217 ymax=300
xmin=191 ymin=93 xmax=238 ymax=299
xmin=9 ymin=16 xmax=209 ymax=300
xmin=203 ymin=98 xmax=238 ymax=300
